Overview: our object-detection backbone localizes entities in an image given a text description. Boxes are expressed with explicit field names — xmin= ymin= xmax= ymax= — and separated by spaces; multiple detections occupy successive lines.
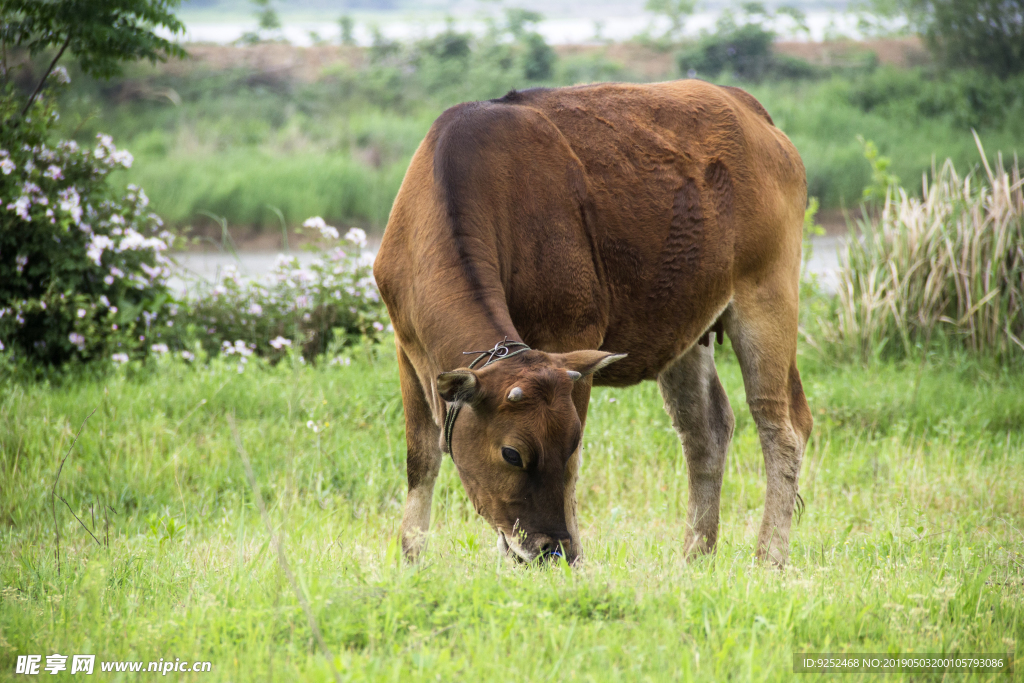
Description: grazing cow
xmin=373 ymin=79 xmax=812 ymax=567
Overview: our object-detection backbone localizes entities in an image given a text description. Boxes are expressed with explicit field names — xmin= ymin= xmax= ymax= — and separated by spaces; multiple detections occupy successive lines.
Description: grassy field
xmin=1 ymin=339 xmax=1021 ymax=681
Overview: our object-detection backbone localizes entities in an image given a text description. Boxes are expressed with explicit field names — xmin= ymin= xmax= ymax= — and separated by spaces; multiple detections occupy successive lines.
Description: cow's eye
xmin=501 ymin=446 xmax=523 ymax=467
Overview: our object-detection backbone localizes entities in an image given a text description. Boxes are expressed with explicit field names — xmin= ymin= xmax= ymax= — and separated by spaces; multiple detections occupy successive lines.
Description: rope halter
xmin=443 ymin=338 xmax=531 ymax=459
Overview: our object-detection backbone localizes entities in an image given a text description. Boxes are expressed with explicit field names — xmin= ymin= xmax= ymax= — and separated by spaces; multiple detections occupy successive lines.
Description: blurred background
xmin=14 ymin=0 xmax=1021 ymax=243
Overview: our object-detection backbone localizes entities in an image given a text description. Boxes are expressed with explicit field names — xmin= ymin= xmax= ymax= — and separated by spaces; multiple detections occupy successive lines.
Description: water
xmin=169 ymin=235 xmax=844 ymax=295
xmin=173 ymin=10 xmax=878 ymax=46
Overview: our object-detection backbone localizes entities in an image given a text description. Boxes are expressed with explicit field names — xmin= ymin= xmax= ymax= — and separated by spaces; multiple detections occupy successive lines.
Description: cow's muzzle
xmin=499 ymin=530 xmax=575 ymax=565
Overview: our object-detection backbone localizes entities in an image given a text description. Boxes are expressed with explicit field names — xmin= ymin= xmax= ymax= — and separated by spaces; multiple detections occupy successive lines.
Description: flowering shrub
xmin=0 ymin=85 xmax=177 ymax=368
xmin=181 ymin=218 xmax=388 ymax=362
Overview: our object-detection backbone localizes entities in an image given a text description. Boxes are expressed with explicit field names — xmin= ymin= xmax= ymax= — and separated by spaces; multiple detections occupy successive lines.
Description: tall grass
xmin=825 ymin=137 xmax=1024 ymax=361
xmin=125 ymin=150 xmax=408 ymax=229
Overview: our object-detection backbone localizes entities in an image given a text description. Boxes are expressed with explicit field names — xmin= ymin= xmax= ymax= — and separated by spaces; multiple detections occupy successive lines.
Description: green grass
xmin=2 ymin=340 xmax=1021 ymax=681
xmin=125 ymin=149 xmax=408 ymax=228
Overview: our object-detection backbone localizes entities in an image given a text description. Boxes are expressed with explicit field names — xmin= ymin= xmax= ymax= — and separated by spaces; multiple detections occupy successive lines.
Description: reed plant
xmin=825 ymin=135 xmax=1024 ymax=362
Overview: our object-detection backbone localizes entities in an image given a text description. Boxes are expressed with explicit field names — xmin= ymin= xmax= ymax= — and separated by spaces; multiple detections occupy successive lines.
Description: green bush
xmin=677 ymin=5 xmax=816 ymax=81
xmin=846 ymin=66 xmax=1024 ymax=130
xmin=0 ymin=88 xmax=178 ymax=370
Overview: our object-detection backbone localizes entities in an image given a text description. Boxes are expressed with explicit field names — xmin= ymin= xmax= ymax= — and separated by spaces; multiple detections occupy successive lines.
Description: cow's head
xmin=437 ymin=349 xmax=624 ymax=564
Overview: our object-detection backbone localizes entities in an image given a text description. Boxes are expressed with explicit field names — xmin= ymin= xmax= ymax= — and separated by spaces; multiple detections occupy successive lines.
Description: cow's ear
xmin=437 ymin=369 xmax=480 ymax=403
xmin=559 ymin=350 xmax=627 ymax=377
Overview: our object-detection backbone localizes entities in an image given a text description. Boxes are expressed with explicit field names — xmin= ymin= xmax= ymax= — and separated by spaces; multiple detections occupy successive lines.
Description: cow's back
xmin=375 ymin=80 xmax=806 ymax=386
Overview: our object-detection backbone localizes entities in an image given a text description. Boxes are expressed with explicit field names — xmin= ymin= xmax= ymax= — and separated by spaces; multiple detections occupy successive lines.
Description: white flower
xmin=344 ymin=227 xmax=367 ymax=249
xmin=273 ymin=254 xmax=296 ymax=270
xmin=118 ymin=228 xmax=165 ymax=252
xmin=77 ymin=308 xmax=87 ymax=318
xmin=330 ymin=356 xmax=351 ymax=367
xmin=8 ymin=195 xmax=31 ymax=221
xmin=110 ymin=150 xmax=133 ymax=168
xmin=94 ymin=134 xmax=114 ymax=160
xmin=140 ymin=262 xmax=164 ymax=280
xmin=150 ymin=343 xmax=168 ymax=354
xmin=372 ymin=321 xmax=384 ymax=332
xmin=68 ymin=332 xmax=85 ymax=348
xmin=0 ymin=158 xmax=15 ymax=175
xmin=302 ymin=217 xmax=340 ymax=240
xmin=104 ymin=275 xmax=114 ymax=285
xmin=181 ymin=350 xmax=195 ymax=362
xmin=221 ymin=264 xmax=241 ymax=282
xmin=306 ymin=420 xmax=319 ymax=433
xmin=86 ymin=235 xmax=115 ymax=265
xmin=112 ymin=352 xmax=129 ymax=365
xmin=15 ymin=255 xmax=27 ymax=274
xmin=225 ymin=340 xmax=254 ymax=357
xmin=52 ymin=66 xmax=70 ymax=84
xmin=247 ymin=303 xmax=263 ymax=316
xmin=57 ymin=187 xmax=82 ymax=224
xmin=43 ymin=165 xmax=63 ymax=180
xmin=0 ymin=339 xmax=4 ymax=351
xmin=269 ymin=336 xmax=291 ymax=349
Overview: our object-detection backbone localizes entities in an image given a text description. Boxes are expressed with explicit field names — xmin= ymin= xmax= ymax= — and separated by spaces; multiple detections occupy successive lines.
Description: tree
xmin=0 ymin=0 xmax=186 ymax=369
xmin=238 ymin=0 xmax=284 ymax=45
xmin=645 ymin=0 xmax=697 ymax=43
xmin=918 ymin=0 xmax=1024 ymax=77
xmin=862 ymin=0 xmax=1024 ymax=77
xmin=676 ymin=3 xmax=815 ymax=81
xmin=1 ymin=0 xmax=186 ymax=118
xmin=338 ymin=15 xmax=356 ymax=46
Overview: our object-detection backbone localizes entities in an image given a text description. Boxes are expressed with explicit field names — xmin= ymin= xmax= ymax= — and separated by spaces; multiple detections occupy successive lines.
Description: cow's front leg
xmin=396 ymin=347 xmax=443 ymax=561
xmin=658 ymin=341 xmax=735 ymax=558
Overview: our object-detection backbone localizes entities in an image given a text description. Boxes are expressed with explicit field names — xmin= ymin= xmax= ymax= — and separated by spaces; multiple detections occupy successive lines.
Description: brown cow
xmin=373 ymin=79 xmax=812 ymax=567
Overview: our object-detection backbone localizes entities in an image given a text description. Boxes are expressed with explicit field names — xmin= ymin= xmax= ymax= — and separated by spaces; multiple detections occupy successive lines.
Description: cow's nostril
xmin=538 ymin=538 xmax=571 ymax=560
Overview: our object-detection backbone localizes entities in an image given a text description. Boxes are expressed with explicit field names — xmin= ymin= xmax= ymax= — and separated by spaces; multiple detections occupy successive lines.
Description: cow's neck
xmin=426 ymin=309 xmax=523 ymax=372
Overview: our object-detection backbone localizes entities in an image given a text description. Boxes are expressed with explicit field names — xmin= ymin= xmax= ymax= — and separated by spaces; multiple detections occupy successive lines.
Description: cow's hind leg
xmin=723 ymin=275 xmax=813 ymax=567
xmin=396 ymin=345 xmax=443 ymax=561
xmin=658 ymin=342 xmax=735 ymax=558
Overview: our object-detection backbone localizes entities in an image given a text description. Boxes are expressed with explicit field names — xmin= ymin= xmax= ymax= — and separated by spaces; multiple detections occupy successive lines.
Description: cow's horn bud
xmin=507 ymin=387 xmax=524 ymax=402
xmin=566 ymin=371 xmax=582 ymax=382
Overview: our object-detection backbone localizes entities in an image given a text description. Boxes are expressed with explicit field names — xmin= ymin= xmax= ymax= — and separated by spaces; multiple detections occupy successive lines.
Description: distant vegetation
xmin=24 ymin=4 xmax=1018 ymax=233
